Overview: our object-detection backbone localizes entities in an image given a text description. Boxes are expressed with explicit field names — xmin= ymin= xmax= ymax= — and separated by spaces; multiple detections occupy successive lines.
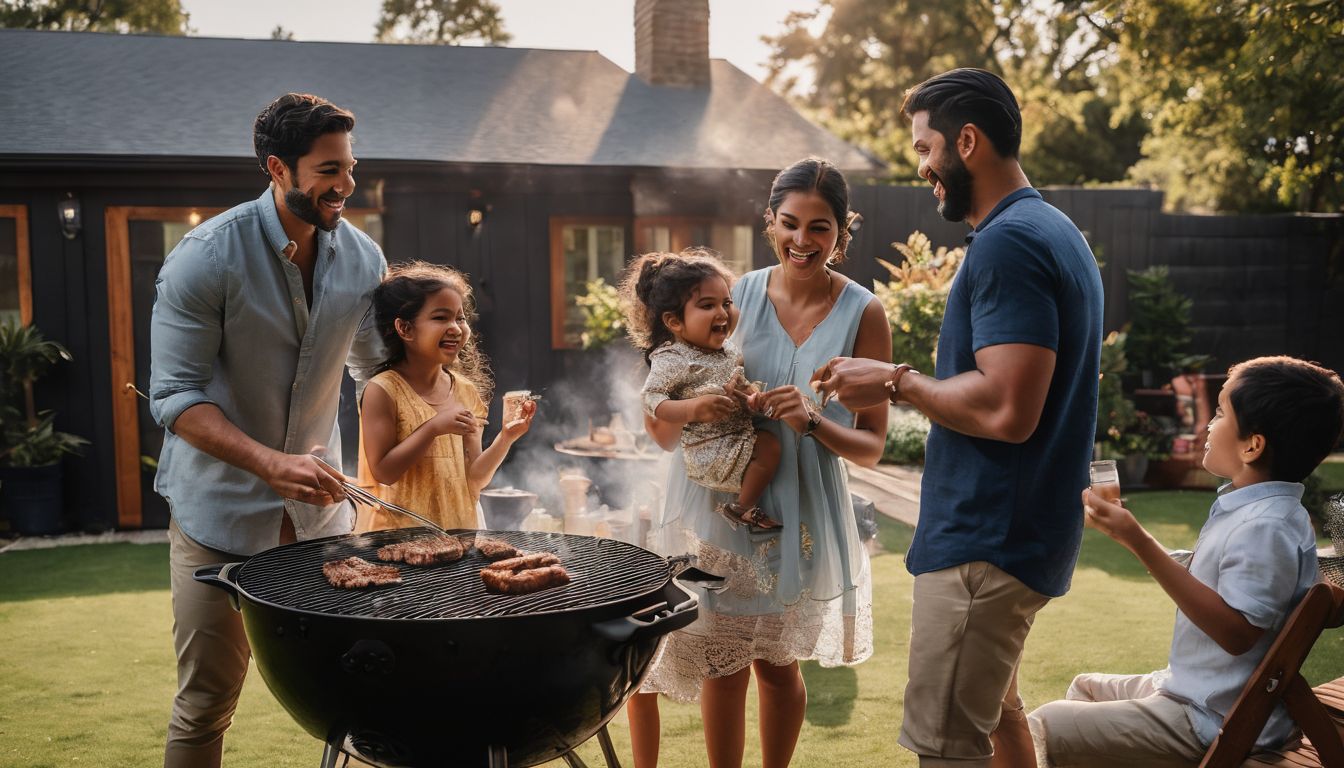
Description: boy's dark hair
xmin=253 ymin=93 xmax=355 ymax=178
xmin=372 ymin=261 xmax=493 ymax=401
xmin=766 ymin=157 xmax=857 ymax=264
xmin=619 ymin=249 xmax=736 ymax=365
xmin=901 ymin=68 xmax=1022 ymax=159
xmin=1226 ymin=356 xmax=1344 ymax=482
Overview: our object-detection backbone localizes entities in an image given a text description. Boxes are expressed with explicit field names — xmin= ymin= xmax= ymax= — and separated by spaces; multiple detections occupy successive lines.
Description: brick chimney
xmin=634 ymin=0 xmax=711 ymax=88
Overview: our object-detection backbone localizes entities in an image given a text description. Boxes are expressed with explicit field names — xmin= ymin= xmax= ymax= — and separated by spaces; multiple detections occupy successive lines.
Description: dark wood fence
xmin=839 ymin=185 xmax=1344 ymax=375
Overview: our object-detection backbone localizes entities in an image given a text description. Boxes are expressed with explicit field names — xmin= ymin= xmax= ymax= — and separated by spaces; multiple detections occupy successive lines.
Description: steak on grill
xmin=322 ymin=557 xmax=403 ymax=589
xmin=481 ymin=564 xmax=571 ymax=595
xmin=476 ymin=538 xmax=523 ymax=560
xmin=377 ymin=535 xmax=466 ymax=566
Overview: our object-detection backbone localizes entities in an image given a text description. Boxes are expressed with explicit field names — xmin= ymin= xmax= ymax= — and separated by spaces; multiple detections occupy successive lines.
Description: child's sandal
xmin=715 ymin=502 xmax=743 ymax=530
xmin=742 ymin=506 xmax=780 ymax=531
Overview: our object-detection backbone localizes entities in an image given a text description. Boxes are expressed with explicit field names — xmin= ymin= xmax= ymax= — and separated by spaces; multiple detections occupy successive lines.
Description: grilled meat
xmin=476 ymin=538 xmax=522 ymax=561
xmin=323 ymin=557 xmax=403 ymax=589
xmin=485 ymin=552 xmax=560 ymax=572
xmin=377 ymin=535 xmax=465 ymax=566
xmin=481 ymin=564 xmax=571 ymax=595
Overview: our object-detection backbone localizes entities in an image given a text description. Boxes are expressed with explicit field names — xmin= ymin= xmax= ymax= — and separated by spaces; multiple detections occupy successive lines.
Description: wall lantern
xmin=57 ymin=195 xmax=82 ymax=240
xmin=467 ymin=207 xmax=486 ymax=227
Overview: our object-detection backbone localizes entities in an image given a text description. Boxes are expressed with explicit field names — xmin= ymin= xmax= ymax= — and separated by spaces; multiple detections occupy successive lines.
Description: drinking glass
xmin=1085 ymin=460 xmax=1122 ymax=528
xmin=1089 ymin=459 xmax=1122 ymax=504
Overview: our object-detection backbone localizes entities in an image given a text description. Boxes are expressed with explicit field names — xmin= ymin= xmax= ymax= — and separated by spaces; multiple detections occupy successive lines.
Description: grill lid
xmin=234 ymin=528 xmax=671 ymax=620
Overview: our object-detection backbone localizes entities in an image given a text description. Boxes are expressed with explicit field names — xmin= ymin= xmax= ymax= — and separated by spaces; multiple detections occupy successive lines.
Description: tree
xmin=763 ymin=0 xmax=1144 ymax=185
xmin=270 ymin=25 xmax=294 ymax=41
xmin=1090 ymin=0 xmax=1344 ymax=212
xmin=0 ymin=0 xmax=188 ymax=34
xmin=375 ymin=0 xmax=510 ymax=46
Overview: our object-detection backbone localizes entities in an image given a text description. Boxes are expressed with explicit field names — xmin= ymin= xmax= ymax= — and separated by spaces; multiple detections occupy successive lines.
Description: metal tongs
xmin=311 ymin=454 xmax=455 ymax=538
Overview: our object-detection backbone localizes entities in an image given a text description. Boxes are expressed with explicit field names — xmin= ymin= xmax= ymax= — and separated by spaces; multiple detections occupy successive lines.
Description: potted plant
xmin=0 ymin=321 xmax=88 ymax=535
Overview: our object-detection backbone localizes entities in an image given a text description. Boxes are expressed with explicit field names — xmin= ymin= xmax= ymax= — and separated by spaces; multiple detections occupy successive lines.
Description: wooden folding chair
xmin=1199 ymin=581 xmax=1344 ymax=768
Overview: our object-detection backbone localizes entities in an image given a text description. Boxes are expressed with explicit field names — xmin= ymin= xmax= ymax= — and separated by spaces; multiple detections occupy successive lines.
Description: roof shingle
xmin=0 ymin=29 xmax=880 ymax=172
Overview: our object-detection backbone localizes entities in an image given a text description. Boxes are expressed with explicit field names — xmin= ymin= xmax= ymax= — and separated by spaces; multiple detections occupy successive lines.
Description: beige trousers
xmin=898 ymin=561 xmax=1051 ymax=767
xmin=1027 ymin=672 xmax=1206 ymax=768
xmin=163 ymin=518 xmax=251 ymax=768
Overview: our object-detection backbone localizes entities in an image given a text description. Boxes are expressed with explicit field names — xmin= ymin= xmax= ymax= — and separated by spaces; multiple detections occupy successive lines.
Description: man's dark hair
xmin=253 ymin=93 xmax=355 ymax=178
xmin=1226 ymin=356 xmax=1344 ymax=482
xmin=901 ymin=68 xmax=1022 ymax=159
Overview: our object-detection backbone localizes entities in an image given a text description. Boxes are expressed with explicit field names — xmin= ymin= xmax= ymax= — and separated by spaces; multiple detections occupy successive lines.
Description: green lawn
xmin=2 ymin=492 xmax=1341 ymax=768
xmin=1315 ymin=459 xmax=1344 ymax=493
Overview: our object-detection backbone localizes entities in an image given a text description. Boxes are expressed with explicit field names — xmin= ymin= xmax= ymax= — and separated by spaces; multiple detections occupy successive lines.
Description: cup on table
xmin=1085 ymin=460 xmax=1122 ymax=525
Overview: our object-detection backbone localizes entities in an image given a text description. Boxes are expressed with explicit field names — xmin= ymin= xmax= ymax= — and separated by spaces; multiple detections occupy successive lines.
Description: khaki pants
xmin=899 ymin=562 xmax=1051 ymax=767
xmin=164 ymin=518 xmax=251 ymax=768
xmin=1027 ymin=672 xmax=1206 ymax=768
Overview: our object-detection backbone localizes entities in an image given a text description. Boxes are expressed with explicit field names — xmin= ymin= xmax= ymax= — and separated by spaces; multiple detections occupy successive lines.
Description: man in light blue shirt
xmin=149 ymin=93 xmax=385 ymax=768
xmin=1030 ymin=356 xmax=1344 ymax=767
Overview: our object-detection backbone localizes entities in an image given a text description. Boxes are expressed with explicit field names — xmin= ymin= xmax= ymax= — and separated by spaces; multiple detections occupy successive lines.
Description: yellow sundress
xmin=362 ymin=368 xmax=488 ymax=531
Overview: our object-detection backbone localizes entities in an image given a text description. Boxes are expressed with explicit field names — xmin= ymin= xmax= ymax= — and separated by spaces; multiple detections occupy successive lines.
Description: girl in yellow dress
xmin=360 ymin=262 xmax=536 ymax=530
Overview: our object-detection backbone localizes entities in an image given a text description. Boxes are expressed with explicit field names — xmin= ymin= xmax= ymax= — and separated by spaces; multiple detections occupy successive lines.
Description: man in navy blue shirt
xmin=813 ymin=69 xmax=1103 ymax=767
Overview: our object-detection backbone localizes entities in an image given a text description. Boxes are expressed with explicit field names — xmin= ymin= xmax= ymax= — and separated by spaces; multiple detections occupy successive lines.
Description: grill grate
xmin=234 ymin=528 xmax=670 ymax=619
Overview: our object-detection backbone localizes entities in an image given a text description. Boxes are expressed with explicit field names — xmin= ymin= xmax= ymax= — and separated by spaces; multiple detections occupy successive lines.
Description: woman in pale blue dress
xmin=628 ymin=157 xmax=892 ymax=768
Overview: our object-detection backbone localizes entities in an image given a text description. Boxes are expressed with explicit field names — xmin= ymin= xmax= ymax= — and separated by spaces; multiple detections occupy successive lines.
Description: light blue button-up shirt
xmin=1158 ymin=481 xmax=1318 ymax=749
xmin=149 ymin=187 xmax=386 ymax=555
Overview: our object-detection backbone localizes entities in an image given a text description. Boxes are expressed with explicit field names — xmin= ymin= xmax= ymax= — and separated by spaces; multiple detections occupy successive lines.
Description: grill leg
xmin=487 ymin=745 xmax=509 ymax=768
xmin=560 ymin=725 xmax=623 ymax=768
xmin=595 ymin=725 xmax=622 ymax=768
xmin=319 ymin=741 xmax=342 ymax=768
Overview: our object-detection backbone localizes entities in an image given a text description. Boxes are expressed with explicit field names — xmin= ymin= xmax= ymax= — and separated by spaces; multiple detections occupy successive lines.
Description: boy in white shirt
xmin=1029 ymin=356 xmax=1344 ymax=767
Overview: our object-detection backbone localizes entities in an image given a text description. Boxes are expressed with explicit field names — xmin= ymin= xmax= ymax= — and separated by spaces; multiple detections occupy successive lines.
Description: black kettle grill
xmin=195 ymin=527 xmax=719 ymax=767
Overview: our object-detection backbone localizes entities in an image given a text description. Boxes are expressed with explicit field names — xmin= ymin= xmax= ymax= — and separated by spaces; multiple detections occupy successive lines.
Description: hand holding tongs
xmin=310 ymin=454 xmax=455 ymax=538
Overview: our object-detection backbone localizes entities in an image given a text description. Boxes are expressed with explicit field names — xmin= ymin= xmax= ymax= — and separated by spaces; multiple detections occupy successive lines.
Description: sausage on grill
xmin=480 ymin=564 xmax=571 ymax=595
xmin=485 ymin=552 xmax=560 ymax=572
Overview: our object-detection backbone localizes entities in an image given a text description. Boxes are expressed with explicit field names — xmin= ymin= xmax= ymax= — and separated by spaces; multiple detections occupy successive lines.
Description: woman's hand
xmin=498 ymin=399 xmax=536 ymax=444
xmin=430 ymin=404 xmax=481 ymax=437
xmin=1081 ymin=488 xmax=1146 ymax=551
xmin=754 ymin=385 xmax=814 ymax=434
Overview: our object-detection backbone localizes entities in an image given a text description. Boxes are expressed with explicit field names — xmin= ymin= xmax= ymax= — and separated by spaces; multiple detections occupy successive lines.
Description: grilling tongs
xmin=310 ymin=454 xmax=455 ymax=538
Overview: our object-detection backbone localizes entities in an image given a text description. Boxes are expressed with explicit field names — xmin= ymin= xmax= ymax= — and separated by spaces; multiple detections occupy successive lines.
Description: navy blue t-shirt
xmin=907 ymin=188 xmax=1103 ymax=597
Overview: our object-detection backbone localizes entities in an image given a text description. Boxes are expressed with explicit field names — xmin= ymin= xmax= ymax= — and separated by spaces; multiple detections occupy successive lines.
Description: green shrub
xmin=883 ymin=406 xmax=930 ymax=465
xmin=872 ymin=232 xmax=964 ymax=375
xmin=574 ymin=278 xmax=624 ymax=350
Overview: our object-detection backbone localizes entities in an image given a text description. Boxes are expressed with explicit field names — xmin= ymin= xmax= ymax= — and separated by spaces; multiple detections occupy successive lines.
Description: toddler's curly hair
xmin=618 ymin=248 xmax=737 ymax=365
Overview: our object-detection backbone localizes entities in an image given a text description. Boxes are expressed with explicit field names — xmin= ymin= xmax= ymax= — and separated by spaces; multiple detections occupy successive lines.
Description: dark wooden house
xmin=0 ymin=0 xmax=880 ymax=532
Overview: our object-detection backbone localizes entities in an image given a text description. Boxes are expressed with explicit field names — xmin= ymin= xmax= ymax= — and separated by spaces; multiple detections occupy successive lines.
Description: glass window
xmin=554 ymin=222 xmax=626 ymax=348
xmin=634 ymin=218 xmax=754 ymax=276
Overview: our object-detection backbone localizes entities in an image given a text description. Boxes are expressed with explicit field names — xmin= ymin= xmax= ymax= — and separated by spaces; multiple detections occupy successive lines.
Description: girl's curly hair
xmin=372 ymin=261 xmax=493 ymax=401
xmin=618 ymin=248 xmax=737 ymax=365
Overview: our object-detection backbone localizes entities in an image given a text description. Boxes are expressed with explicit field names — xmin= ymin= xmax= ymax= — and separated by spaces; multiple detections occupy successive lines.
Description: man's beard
xmin=934 ymin=151 xmax=975 ymax=223
xmin=284 ymin=188 xmax=341 ymax=232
